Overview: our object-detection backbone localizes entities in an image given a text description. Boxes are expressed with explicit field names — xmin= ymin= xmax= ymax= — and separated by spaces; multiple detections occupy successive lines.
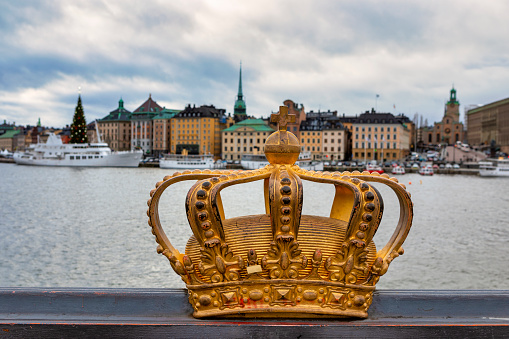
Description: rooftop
xmin=222 ymin=118 xmax=275 ymax=132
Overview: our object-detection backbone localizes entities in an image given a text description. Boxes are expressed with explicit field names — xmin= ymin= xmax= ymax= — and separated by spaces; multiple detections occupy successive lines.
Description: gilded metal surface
xmin=147 ymin=106 xmax=413 ymax=318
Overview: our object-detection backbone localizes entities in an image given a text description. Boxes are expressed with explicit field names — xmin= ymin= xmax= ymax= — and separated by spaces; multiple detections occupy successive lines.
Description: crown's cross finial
xmin=271 ymin=106 xmax=296 ymax=132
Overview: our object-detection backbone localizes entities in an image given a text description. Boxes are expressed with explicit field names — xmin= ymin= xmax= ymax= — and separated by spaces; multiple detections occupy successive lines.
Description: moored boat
xmin=391 ymin=166 xmax=406 ymax=175
xmin=13 ymin=133 xmax=142 ymax=167
xmin=366 ymin=162 xmax=384 ymax=174
xmin=479 ymin=158 xmax=509 ymax=177
xmin=419 ymin=166 xmax=434 ymax=176
xmin=241 ymin=151 xmax=323 ymax=171
xmin=159 ymin=154 xmax=226 ymax=169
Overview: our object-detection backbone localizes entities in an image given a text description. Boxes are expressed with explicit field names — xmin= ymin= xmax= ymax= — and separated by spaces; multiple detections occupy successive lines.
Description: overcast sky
xmin=1 ymin=0 xmax=509 ymax=128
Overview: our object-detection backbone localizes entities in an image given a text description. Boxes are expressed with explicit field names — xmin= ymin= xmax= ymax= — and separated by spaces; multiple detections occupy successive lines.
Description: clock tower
xmin=445 ymin=87 xmax=460 ymax=122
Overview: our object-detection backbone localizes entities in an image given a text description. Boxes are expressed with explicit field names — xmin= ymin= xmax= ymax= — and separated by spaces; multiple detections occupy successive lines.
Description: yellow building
xmin=171 ymin=104 xmax=226 ymax=158
xmin=342 ymin=111 xmax=412 ymax=162
xmin=299 ymin=130 xmax=323 ymax=160
xmin=222 ymin=119 xmax=275 ymax=161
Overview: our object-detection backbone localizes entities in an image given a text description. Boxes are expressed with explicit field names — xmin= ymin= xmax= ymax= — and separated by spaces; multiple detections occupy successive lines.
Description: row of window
xmin=174 ymin=135 xmax=211 ymax=140
xmin=323 ymin=147 xmax=341 ymax=152
xmin=69 ymin=155 xmax=103 ymax=160
xmin=355 ymin=126 xmax=398 ymax=132
xmin=355 ymin=142 xmax=398 ymax=149
xmin=323 ymin=139 xmax=342 ymax=144
xmin=224 ymin=146 xmax=265 ymax=152
xmin=224 ymin=138 xmax=267 ymax=144
xmin=355 ymin=134 xmax=398 ymax=141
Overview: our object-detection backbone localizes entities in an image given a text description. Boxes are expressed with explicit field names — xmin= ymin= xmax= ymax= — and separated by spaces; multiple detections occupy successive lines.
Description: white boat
xmin=479 ymin=159 xmax=509 ymax=177
xmin=241 ymin=152 xmax=324 ymax=171
xmin=419 ymin=166 xmax=434 ymax=176
xmin=13 ymin=133 xmax=142 ymax=167
xmin=366 ymin=162 xmax=384 ymax=174
xmin=0 ymin=149 xmax=13 ymax=158
xmin=391 ymin=166 xmax=406 ymax=175
xmin=159 ymin=154 xmax=226 ymax=169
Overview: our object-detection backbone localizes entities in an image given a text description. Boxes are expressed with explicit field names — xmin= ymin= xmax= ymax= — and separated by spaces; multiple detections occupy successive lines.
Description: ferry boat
xmin=479 ymin=159 xmax=509 ymax=177
xmin=13 ymin=133 xmax=143 ymax=167
xmin=391 ymin=166 xmax=406 ymax=175
xmin=241 ymin=152 xmax=324 ymax=171
xmin=159 ymin=154 xmax=226 ymax=169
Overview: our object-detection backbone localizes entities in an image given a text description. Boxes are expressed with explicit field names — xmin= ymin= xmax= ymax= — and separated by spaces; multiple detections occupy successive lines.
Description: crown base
xmin=187 ymin=279 xmax=375 ymax=318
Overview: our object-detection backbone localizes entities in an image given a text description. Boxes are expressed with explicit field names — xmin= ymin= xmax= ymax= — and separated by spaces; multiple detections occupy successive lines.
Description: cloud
xmin=1 ymin=0 xmax=509 ymax=128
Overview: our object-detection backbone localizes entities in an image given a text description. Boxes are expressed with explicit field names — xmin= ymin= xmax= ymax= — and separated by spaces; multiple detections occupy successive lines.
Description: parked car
xmin=453 ymin=164 xmax=460 ymax=169
xmin=445 ymin=163 xmax=453 ymax=169
xmin=411 ymin=163 xmax=420 ymax=169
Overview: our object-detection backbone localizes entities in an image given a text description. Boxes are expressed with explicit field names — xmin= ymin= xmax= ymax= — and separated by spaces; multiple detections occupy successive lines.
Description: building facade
xmin=152 ymin=108 xmax=180 ymax=157
xmin=0 ymin=129 xmax=20 ymax=151
xmin=222 ymin=119 xmax=275 ymax=161
xmin=421 ymin=87 xmax=465 ymax=148
xmin=299 ymin=110 xmax=348 ymax=161
xmin=466 ymin=97 xmax=509 ymax=155
xmin=342 ymin=111 xmax=412 ymax=162
xmin=283 ymin=99 xmax=306 ymax=138
xmin=131 ymin=94 xmax=162 ymax=154
xmin=171 ymin=104 xmax=226 ymax=157
xmin=97 ymin=98 xmax=132 ymax=151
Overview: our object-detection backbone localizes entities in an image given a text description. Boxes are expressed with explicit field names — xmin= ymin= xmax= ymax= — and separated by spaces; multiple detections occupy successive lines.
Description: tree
xmin=70 ymin=95 xmax=88 ymax=144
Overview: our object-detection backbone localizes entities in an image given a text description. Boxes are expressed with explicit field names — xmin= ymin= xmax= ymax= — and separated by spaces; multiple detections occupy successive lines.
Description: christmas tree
xmin=70 ymin=95 xmax=89 ymax=144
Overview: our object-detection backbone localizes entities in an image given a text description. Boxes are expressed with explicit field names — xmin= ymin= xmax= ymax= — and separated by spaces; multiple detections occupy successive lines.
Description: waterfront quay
xmin=140 ymin=161 xmax=482 ymax=175
xmin=323 ymin=164 xmax=480 ymax=175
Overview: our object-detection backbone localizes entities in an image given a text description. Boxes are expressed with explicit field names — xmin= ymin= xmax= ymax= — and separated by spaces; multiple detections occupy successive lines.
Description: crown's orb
xmin=264 ymin=131 xmax=301 ymax=165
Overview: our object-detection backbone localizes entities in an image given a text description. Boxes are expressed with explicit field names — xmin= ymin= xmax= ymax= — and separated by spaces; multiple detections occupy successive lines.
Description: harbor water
xmin=1 ymin=162 xmax=508 ymax=290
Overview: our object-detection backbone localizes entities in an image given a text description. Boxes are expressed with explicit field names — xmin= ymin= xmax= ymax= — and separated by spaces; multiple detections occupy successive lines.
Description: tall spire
xmin=234 ymin=62 xmax=247 ymax=118
xmin=237 ymin=61 xmax=243 ymax=100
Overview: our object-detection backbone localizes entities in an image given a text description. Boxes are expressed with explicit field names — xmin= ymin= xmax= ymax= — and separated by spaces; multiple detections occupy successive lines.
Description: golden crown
xmin=147 ymin=106 xmax=413 ymax=318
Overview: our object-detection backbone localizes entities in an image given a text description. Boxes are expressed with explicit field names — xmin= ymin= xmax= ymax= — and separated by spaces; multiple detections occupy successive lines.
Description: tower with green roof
xmin=97 ymin=97 xmax=132 ymax=151
xmin=233 ymin=62 xmax=247 ymax=122
xmin=445 ymin=86 xmax=460 ymax=122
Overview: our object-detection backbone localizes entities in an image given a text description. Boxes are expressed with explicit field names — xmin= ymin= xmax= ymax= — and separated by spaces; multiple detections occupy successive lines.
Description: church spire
xmin=237 ymin=62 xmax=243 ymax=100
xmin=234 ymin=62 xmax=247 ymax=118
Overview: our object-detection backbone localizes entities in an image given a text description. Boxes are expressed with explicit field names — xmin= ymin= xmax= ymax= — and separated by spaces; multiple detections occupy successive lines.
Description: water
xmin=1 ymin=163 xmax=508 ymax=290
